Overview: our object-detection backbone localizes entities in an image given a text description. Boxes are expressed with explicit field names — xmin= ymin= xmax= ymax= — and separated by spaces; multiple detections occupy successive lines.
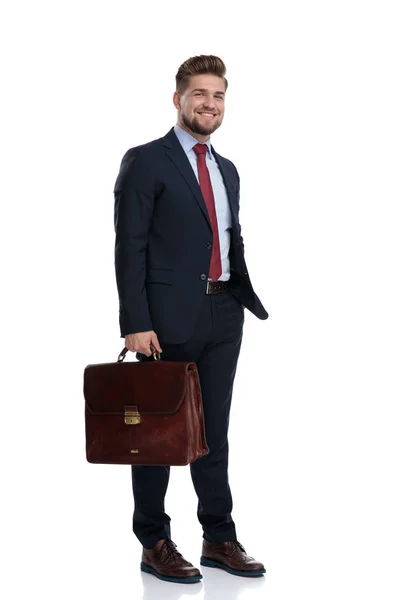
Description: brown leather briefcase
xmin=84 ymin=347 xmax=209 ymax=466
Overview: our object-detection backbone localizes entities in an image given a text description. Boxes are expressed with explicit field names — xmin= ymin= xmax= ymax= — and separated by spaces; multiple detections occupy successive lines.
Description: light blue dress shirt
xmin=174 ymin=124 xmax=232 ymax=282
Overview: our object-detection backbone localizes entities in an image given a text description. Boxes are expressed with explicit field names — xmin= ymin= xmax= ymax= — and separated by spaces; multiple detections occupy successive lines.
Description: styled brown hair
xmin=175 ymin=55 xmax=228 ymax=94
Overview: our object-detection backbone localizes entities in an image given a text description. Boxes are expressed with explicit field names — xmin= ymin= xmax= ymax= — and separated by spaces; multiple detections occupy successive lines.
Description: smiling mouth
xmin=198 ymin=112 xmax=217 ymax=120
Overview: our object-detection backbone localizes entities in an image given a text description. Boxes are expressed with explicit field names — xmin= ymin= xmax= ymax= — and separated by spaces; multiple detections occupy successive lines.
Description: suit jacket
xmin=114 ymin=126 xmax=268 ymax=344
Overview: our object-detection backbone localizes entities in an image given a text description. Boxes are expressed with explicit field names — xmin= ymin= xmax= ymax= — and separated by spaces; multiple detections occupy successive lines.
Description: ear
xmin=173 ymin=91 xmax=181 ymax=110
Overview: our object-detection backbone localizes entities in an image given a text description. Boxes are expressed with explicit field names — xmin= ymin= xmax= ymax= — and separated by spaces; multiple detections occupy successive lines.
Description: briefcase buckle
xmin=124 ymin=408 xmax=140 ymax=425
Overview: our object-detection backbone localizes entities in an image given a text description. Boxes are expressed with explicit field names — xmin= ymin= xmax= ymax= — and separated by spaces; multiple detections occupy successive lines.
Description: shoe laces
xmin=160 ymin=539 xmax=182 ymax=563
xmin=230 ymin=540 xmax=247 ymax=554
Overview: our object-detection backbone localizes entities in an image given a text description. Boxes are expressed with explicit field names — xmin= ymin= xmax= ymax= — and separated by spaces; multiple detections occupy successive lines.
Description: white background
xmin=1 ymin=1 xmax=399 ymax=599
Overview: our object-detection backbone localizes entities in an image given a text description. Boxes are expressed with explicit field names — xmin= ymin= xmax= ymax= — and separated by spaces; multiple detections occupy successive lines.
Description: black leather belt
xmin=205 ymin=280 xmax=229 ymax=294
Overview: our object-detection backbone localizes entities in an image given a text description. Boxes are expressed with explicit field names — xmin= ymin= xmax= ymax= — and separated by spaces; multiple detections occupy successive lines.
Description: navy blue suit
xmin=114 ymin=127 xmax=268 ymax=547
xmin=114 ymin=127 xmax=268 ymax=343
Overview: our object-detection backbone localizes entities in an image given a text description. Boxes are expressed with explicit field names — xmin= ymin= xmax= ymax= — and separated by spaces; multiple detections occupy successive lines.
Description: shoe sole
xmin=200 ymin=556 xmax=266 ymax=577
xmin=140 ymin=562 xmax=202 ymax=583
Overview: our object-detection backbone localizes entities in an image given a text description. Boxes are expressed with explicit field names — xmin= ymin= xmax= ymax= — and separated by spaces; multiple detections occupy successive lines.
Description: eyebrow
xmin=191 ymin=88 xmax=225 ymax=96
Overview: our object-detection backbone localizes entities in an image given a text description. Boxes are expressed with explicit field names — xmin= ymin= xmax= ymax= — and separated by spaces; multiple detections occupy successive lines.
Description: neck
xmin=176 ymin=120 xmax=210 ymax=143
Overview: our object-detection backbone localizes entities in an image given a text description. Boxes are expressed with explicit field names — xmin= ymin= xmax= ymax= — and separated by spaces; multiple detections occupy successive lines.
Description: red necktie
xmin=193 ymin=143 xmax=222 ymax=281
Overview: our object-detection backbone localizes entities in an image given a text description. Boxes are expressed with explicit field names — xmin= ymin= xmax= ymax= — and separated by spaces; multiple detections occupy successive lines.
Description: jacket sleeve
xmin=114 ymin=148 xmax=155 ymax=337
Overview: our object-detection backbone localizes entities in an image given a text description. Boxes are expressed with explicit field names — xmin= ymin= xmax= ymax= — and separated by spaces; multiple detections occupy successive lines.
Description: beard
xmin=181 ymin=111 xmax=222 ymax=136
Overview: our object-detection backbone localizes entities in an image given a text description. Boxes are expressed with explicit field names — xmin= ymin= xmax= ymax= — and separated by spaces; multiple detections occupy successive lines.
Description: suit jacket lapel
xmin=211 ymin=147 xmax=239 ymax=228
xmin=162 ymin=127 xmax=239 ymax=232
xmin=162 ymin=128 xmax=211 ymax=230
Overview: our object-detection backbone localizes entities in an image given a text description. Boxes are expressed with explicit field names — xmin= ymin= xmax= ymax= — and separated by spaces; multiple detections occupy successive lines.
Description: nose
xmin=202 ymin=94 xmax=216 ymax=109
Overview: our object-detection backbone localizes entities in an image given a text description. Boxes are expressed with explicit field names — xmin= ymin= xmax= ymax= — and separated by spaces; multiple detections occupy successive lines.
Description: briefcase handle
xmin=117 ymin=345 xmax=161 ymax=363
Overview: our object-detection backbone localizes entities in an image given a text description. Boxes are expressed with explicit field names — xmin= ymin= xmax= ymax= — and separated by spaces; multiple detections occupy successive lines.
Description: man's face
xmin=173 ymin=74 xmax=226 ymax=140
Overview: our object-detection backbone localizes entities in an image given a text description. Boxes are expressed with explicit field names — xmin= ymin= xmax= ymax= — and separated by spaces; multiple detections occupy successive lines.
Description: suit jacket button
xmin=200 ymin=273 xmax=207 ymax=280
xmin=206 ymin=242 xmax=212 ymax=249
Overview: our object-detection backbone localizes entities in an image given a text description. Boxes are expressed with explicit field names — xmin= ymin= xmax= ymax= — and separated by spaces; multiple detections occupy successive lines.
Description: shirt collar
xmin=174 ymin=124 xmax=212 ymax=158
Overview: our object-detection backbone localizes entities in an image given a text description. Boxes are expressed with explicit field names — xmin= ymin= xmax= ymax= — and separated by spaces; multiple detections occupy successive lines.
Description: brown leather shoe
xmin=201 ymin=540 xmax=266 ymax=577
xmin=141 ymin=539 xmax=202 ymax=583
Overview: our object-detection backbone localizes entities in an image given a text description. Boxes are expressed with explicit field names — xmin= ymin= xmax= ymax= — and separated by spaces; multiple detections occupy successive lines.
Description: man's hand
xmin=125 ymin=331 xmax=163 ymax=357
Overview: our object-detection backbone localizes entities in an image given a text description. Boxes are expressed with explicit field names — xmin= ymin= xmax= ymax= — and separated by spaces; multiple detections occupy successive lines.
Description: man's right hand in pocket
xmin=124 ymin=331 xmax=163 ymax=357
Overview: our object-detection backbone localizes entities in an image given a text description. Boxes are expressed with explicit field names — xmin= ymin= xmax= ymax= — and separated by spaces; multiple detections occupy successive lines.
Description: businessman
xmin=114 ymin=55 xmax=268 ymax=583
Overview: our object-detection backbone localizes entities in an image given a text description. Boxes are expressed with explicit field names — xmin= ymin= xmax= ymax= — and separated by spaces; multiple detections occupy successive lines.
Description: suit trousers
xmin=132 ymin=284 xmax=244 ymax=549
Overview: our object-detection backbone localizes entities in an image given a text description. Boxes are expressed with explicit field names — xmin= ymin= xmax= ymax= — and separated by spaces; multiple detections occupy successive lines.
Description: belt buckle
xmin=206 ymin=280 xmax=211 ymax=294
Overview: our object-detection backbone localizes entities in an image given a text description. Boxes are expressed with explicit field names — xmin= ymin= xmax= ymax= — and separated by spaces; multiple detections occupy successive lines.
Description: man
xmin=114 ymin=55 xmax=268 ymax=584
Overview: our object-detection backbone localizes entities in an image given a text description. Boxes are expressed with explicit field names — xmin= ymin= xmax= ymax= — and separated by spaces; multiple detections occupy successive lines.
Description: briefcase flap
xmin=84 ymin=360 xmax=196 ymax=416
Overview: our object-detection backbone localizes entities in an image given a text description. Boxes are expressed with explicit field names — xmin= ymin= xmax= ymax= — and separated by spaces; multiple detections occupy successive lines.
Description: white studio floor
xmin=4 ymin=375 xmax=398 ymax=600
